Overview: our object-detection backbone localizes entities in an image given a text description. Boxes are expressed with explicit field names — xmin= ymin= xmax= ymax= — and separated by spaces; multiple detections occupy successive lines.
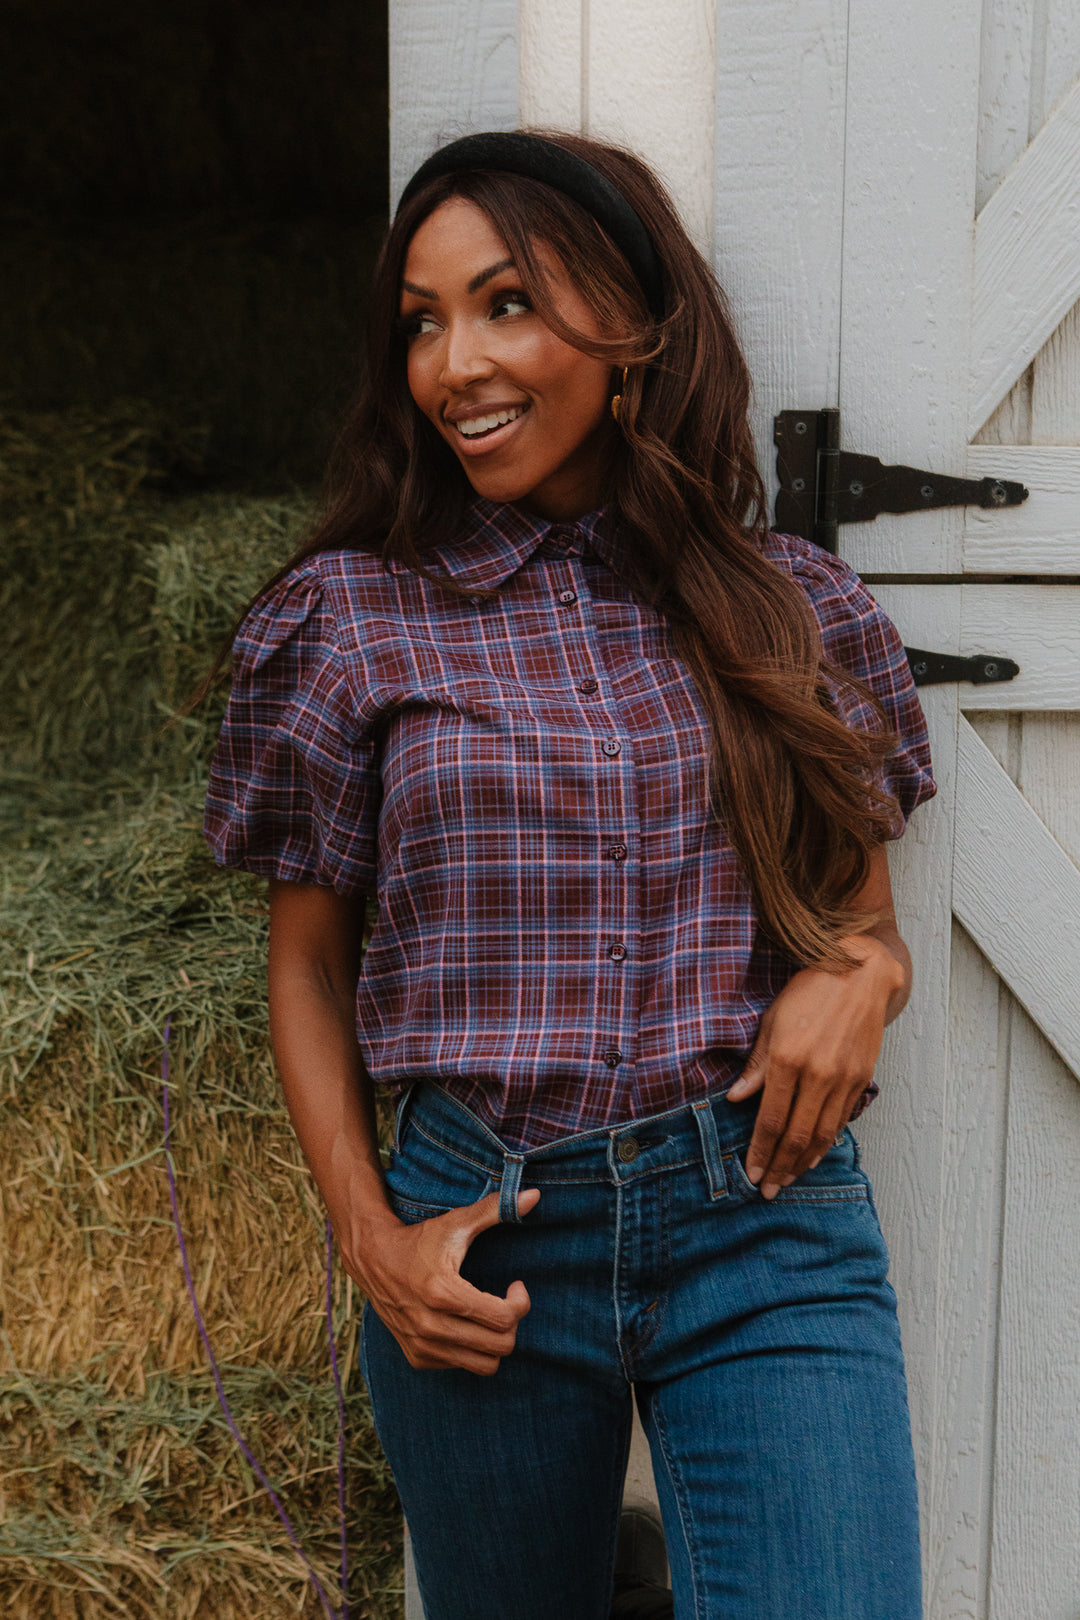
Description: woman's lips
xmin=447 ymin=403 xmax=530 ymax=456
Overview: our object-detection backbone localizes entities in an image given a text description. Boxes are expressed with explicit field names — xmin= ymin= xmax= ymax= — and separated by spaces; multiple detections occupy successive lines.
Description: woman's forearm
xmin=267 ymin=881 xmax=398 ymax=1249
xmin=266 ymin=878 xmax=534 ymax=1374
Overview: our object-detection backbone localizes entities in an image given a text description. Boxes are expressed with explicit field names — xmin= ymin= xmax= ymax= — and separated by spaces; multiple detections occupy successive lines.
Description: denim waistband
xmin=394 ymin=1082 xmax=766 ymax=1222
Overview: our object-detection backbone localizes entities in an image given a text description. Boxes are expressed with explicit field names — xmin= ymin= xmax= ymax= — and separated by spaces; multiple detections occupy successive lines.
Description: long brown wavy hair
xmin=202 ymin=129 xmax=900 ymax=967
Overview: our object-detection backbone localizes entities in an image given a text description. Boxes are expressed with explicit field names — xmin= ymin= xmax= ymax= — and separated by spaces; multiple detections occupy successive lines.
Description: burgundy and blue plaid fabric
xmin=204 ymin=500 xmax=935 ymax=1150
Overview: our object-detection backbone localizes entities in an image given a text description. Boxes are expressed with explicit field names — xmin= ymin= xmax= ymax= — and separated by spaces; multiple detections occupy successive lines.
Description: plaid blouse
xmin=204 ymin=499 xmax=935 ymax=1150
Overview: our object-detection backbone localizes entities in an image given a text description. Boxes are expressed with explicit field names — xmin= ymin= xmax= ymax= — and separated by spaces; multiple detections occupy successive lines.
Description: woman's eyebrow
xmin=467 ymin=257 xmax=515 ymax=293
xmin=401 ymin=258 xmax=516 ymax=303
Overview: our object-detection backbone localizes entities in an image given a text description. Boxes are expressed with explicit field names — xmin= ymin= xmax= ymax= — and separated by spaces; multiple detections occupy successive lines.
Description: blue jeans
xmin=359 ymin=1083 xmax=923 ymax=1620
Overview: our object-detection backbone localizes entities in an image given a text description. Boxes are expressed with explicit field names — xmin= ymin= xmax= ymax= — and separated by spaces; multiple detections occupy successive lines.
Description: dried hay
xmin=1 ymin=405 xmax=401 ymax=1617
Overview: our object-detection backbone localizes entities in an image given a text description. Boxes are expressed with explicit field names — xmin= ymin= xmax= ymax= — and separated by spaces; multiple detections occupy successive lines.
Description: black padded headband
xmin=396 ymin=132 xmax=665 ymax=319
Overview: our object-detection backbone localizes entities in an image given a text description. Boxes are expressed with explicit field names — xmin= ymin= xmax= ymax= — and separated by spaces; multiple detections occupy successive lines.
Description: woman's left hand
xmin=724 ymin=847 xmax=910 ymax=1198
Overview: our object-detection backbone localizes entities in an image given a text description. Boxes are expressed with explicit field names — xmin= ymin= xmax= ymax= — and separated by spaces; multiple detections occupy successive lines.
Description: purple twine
xmin=163 ymin=1018 xmax=349 ymax=1619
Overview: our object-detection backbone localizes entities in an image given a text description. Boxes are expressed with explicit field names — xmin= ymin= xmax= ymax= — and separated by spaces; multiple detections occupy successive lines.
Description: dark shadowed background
xmin=1 ymin=7 xmax=403 ymax=1615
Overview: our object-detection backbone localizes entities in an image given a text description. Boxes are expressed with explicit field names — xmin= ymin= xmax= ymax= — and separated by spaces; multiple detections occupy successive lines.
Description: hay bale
xmin=1 ymin=404 xmax=401 ymax=1617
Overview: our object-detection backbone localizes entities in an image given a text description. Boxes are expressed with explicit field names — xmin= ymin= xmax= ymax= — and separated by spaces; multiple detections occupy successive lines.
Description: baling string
xmin=163 ymin=1018 xmax=349 ymax=1619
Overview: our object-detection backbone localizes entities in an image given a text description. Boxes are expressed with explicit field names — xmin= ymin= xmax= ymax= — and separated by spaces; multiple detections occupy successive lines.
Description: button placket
xmin=550 ymin=552 xmax=636 ymax=1086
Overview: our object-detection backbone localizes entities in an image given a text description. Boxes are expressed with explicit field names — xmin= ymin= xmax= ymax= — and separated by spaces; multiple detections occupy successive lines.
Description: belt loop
xmin=499 ymin=1154 xmax=525 ymax=1223
xmin=693 ymin=1099 xmax=727 ymax=1201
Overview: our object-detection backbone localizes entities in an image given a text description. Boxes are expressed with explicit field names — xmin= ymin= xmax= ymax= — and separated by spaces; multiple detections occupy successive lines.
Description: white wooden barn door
xmin=390 ymin=3 xmax=1080 ymax=1615
xmin=721 ymin=2 xmax=1080 ymax=1615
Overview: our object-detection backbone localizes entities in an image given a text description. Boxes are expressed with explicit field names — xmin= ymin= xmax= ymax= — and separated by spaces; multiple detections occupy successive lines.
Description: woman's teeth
xmin=456 ymin=406 xmax=526 ymax=438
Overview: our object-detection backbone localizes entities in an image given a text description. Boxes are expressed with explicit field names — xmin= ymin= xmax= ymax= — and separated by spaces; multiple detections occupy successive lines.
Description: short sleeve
xmin=768 ymin=534 xmax=937 ymax=839
xmin=203 ymin=567 xmax=380 ymax=895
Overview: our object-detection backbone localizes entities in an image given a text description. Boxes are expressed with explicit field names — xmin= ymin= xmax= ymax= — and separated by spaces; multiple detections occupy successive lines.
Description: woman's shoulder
xmin=233 ymin=547 xmax=401 ymax=674
xmin=760 ymin=530 xmax=885 ymax=635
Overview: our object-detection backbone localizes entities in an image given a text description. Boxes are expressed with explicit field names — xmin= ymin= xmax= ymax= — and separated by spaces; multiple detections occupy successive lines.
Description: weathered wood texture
xmin=712 ymin=0 xmax=848 ymax=500
xmin=953 ymin=720 xmax=1080 ymax=1074
xmin=389 ymin=0 xmax=518 ymax=205
xmin=520 ymin=0 xmax=717 ymax=253
xmin=963 ymin=446 xmax=1080 ymax=572
xmin=970 ymin=79 xmax=1080 ymax=438
xmin=838 ymin=14 xmax=984 ymax=1600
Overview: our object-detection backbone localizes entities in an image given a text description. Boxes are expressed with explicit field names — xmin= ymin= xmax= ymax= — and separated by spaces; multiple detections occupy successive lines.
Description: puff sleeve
xmin=769 ymin=533 xmax=937 ymax=838
xmin=203 ymin=567 xmax=380 ymax=895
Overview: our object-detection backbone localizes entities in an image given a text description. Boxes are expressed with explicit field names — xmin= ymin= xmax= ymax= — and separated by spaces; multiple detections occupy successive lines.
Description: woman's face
xmin=400 ymin=197 xmax=618 ymax=522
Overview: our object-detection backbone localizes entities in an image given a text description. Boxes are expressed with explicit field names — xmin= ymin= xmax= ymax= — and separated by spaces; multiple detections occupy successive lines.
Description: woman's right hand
xmin=265 ymin=881 xmax=537 ymax=1376
xmin=343 ymin=1187 xmax=540 ymax=1376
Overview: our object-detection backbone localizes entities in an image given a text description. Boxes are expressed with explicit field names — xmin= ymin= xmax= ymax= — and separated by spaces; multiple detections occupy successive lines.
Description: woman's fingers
xmin=374 ymin=1188 xmax=540 ymax=1372
xmin=743 ymin=1064 xmax=796 ymax=1187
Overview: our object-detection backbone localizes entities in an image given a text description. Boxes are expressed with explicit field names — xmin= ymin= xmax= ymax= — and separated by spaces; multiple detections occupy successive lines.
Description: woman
xmin=204 ymin=130 xmax=934 ymax=1620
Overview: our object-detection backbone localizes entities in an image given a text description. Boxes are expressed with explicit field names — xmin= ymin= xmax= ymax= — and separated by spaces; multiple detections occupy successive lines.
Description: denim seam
xmin=724 ymin=1149 xmax=869 ymax=1204
xmin=409 ymin=1118 xmax=501 ymax=1177
xmin=612 ymin=1181 xmax=634 ymax=1384
xmin=650 ymin=1396 xmax=705 ymax=1620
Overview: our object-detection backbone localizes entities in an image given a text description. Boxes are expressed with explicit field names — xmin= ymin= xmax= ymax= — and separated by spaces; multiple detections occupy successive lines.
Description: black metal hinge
xmin=773 ymin=407 xmax=1024 ymax=689
xmin=773 ymin=407 xmax=1028 ymax=554
xmin=904 ymin=649 xmax=1020 ymax=686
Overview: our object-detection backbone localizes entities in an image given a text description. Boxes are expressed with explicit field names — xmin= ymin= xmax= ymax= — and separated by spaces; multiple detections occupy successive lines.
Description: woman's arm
xmin=723 ymin=843 xmax=909 ymax=1198
xmin=267 ymin=879 xmax=535 ymax=1374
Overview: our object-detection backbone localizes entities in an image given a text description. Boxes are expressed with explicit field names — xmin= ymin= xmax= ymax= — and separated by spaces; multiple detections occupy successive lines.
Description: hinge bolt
xmin=794 ymin=419 xmax=808 ymax=434
xmin=920 ymin=484 xmax=934 ymax=499
xmin=792 ymin=477 xmax=806 ymax=492
xmin=983 ymin=662 xmax=999 ymax=678
xmin=849 ymin=481 xmax=863 ymax=497
xmin=990 ymin=482 xmax=1006 ymax=505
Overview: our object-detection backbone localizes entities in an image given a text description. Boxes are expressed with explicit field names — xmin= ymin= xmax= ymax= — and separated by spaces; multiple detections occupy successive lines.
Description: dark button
xmin=558 ymin=588 xmax=578 ymax=605
xmin=608 ymin=943 xmax=627 ymax=961
xmin=601 ymin=738 xmax=621 ymax=757
xmin=602 ymin=1049 xmax=623 ymax=1069
xmin=578 ymin=678 xmax=598 ymax=695
xmin=617 ymin=1136 xmax=639 ymax=1162
xmin=607 ymin=843 xmax=628 ymax=862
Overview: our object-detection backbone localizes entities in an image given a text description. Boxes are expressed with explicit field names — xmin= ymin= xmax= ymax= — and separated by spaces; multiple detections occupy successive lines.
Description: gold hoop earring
xmin=610 ymin=366 xmax=629 ymax=422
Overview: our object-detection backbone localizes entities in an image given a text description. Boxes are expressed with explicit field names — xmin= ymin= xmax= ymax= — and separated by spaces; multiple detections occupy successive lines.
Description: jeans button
xmin=617 ymin=1137 xmax=640 ymax=1163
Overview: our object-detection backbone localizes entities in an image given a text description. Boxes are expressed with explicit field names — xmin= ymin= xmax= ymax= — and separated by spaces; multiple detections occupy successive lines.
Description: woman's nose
xmin=438 ymin=318 xmax=496 ymax=390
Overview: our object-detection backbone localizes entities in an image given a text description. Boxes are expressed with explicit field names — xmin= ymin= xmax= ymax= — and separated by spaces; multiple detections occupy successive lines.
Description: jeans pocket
xmin=384 ymin=1121 xmax=497 ymax=1224
xmin=724 ymin=1127 xmax=870 ymax=1205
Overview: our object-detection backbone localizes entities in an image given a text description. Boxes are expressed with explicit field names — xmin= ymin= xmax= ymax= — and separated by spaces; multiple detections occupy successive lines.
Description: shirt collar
xmin=385 ymin=497 xmax=617 ymax=594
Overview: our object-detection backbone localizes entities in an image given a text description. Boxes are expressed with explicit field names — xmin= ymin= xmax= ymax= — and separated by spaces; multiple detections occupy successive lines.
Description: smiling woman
xmin=200 ymin=129 xmax=936 ymax=1620
xmin=400 ymin=199 xmax=616 ymax=517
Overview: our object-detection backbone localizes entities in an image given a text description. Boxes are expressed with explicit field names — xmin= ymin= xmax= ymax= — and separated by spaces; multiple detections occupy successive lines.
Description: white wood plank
xmin=389 ymin=0 xmax=519 ymax=206
xmin=1042 ymin=20 xmax=1080 ymax=140
xmin=971 ymin=365 xmax=1033 ymax=446
xmin=969 ymin=78 xmax=1080 ymax=437
xmin=968 ymin=711 xmax=1018 ymax=777
xmin=1017 ymin=712 xmax=1080 ymax=865
xmin=963 ymin=446 xmax=1080 ymax=572
xmin=586 ymin=0 xmax=717 ymax=256
xmin=871 ymin=584 xmax=1080 ymax=710
xmin=839 ymin=8 xmax=984 ymax=1596
xmin=987 ymin=1007 xmax=1080 ymax=1619
xmin=1031 ymin=298 xmax=1080 ymax=444
xmin=855 ymin=591 xmax=963 ymax=1582
xmin=710 ymin=0 xmax=849 ymax=504
xmin=840 ymin=0 xmax=983 ymax=577
xmin=953 ymin=719 xmax=1080 ymax=1076
xmin=926 ymin=922 xmax=1008 ymax=1620
xmin=519 ymin=0 xmax=583 ymax=131
xmin=961 ymin=586 xmax=1080 ymax=708
xmin=976 ymin=0 xmax=1035 ymax=211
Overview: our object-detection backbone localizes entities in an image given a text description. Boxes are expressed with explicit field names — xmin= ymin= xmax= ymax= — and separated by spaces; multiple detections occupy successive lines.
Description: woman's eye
xmin=491 ymin=294 xmax=530 ymax=319
xmin=398 ymin=311 xmax=439 ymax=338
